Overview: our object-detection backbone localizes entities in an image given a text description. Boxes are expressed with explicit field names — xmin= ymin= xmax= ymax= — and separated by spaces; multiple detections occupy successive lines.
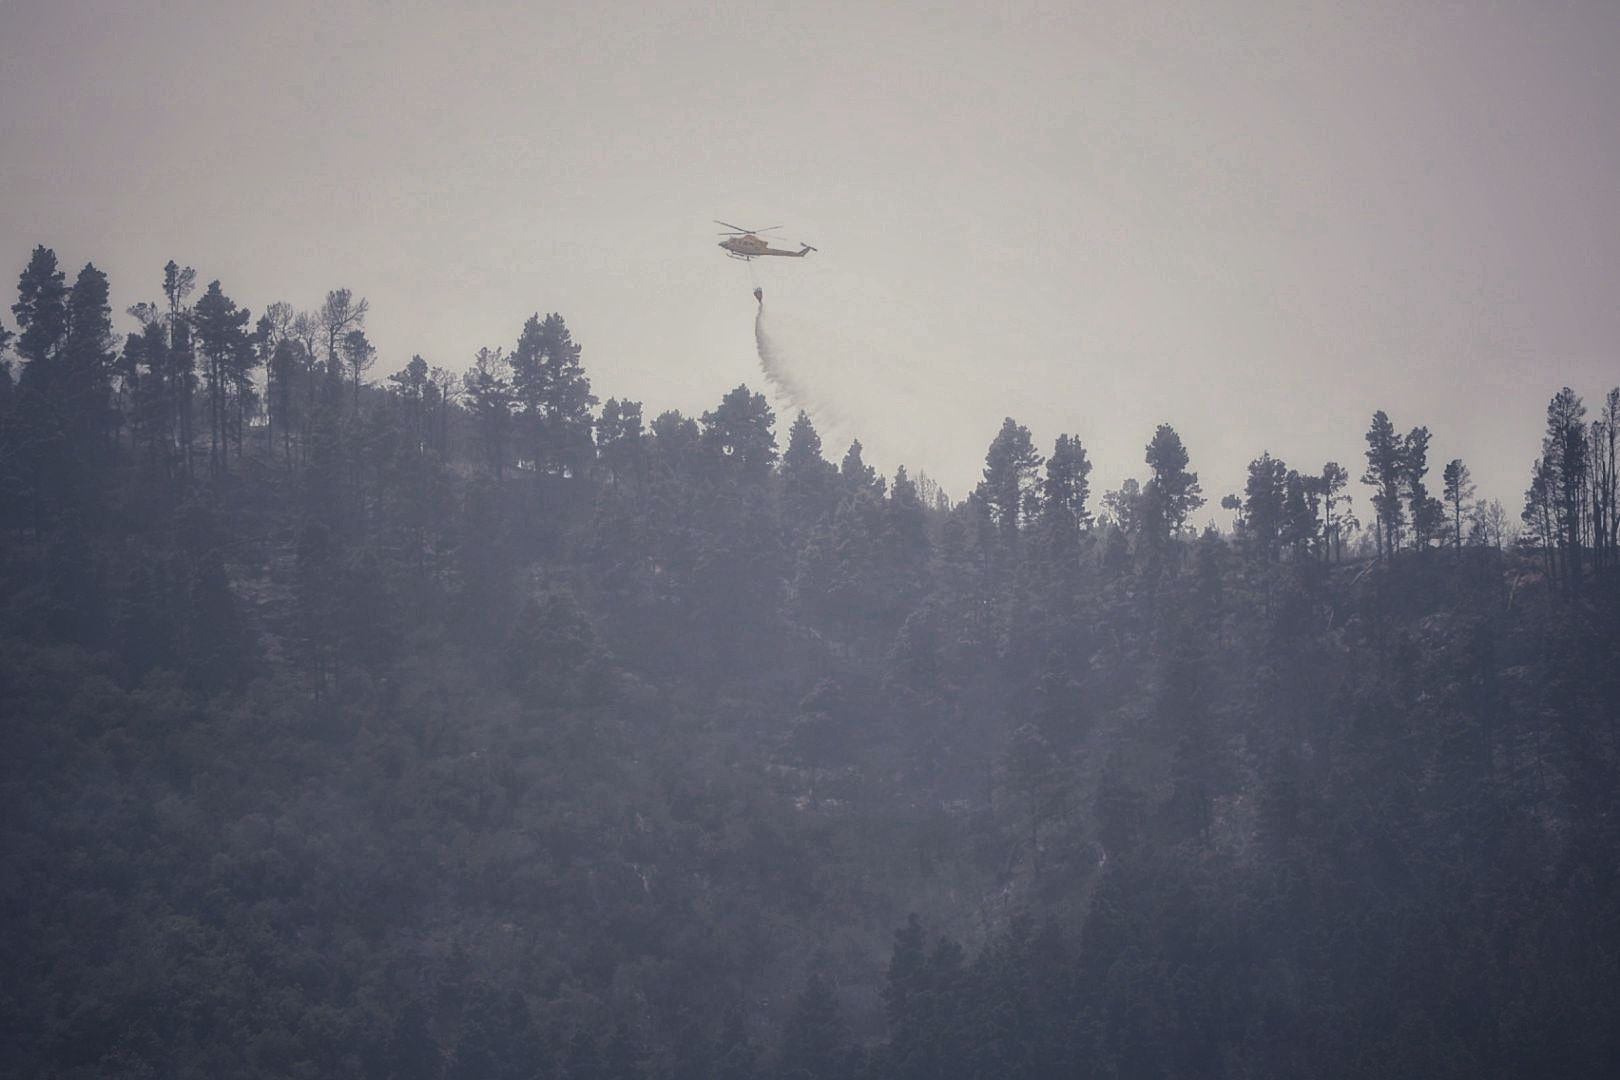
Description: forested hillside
xmin=3 ymin=246 xmax=1619 ymax=1079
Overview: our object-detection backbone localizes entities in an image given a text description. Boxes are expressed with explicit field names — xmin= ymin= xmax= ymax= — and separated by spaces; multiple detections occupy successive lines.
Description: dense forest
xmin=3 ymin=245 xmax=1619 ymax=1079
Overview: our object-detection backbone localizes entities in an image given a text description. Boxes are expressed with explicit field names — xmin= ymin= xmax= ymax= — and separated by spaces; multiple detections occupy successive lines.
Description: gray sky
xmin=4 ymin=0 xmax=1618 ymax=516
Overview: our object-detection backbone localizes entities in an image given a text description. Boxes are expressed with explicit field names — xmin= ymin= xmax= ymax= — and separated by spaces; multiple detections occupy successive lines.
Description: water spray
xmin=753 ymin=299 xmax=847 ymax=433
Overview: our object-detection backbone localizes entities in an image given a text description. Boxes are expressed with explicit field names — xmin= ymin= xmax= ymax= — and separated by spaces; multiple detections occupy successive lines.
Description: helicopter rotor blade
xmin=714 ymin=220 xmax=752 ymax=233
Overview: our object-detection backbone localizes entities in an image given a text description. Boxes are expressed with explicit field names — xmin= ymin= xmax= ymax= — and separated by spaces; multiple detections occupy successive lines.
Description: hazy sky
xmin=4 ymin=0 xmax=1619 ymax=514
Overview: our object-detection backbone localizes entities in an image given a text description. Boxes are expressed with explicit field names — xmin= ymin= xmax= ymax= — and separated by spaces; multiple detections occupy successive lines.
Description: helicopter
xmin=716 ymin=220 xmax=817 ymax=260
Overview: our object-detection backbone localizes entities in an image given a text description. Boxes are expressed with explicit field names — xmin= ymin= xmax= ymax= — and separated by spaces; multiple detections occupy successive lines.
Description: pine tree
xmin=1101 ymin=478 xmax=1143 ymax=540
xmin=1039 ymin=433 xmax=1093 ymax=553
xmin=781 ymin=410 xmax=837 ymax=526
xmin=268 ymin=338 xmax=306 ymax=466
xmin=1006 ymin=717 xmax=1067 ymax=877
xmin=10 ymin=247 xmax=69 ymax=528
xmin=1403 ymin=426 xmax=1445 ymax=549
xmin=465 ymin=347 xmax=515 ymax=480
xmin=511 ymin=312 xmax=596 ymax=477
xmin=975 ymin=417 xmax=1042 ymax=539
xmin=254 ymin=301 xmax=295 ymax=456
xmin=160 ymin=260 xmax=199 ymax=476
xmin=881 ymin=465 xmax=930 ymax=583
xmin=123 ymin=318 xmax=173 ymax=472
xmin=700 ymin=384 xmax=776 ymax=482
xmin=192 ymin=280 xmax=251 ymax=476
xmin=1523 ymin=456 xmax=1558 ymax=580
xmin=1321 ymin=461 xmax=1351 ymax=561
xmin=1241 ymin=451 xmax=1288 ymax=559
xmin=1143 ymin=422 xmax=1204 ymax=543
xmin=14 ymin=254 xmax=118 ymax=524
xmin=649 ymin=409 xmax=700 ymax=479
xmin=1362 ymin=410 xmax=1405 ymax=557
xmin=1280 ymin=468 xmax=1321 ymax=557
xmin=12 ymin=244 xmax=68 ymax=368
xmin=1543 ymin=387 xmax=1588 ymax=587
xmin=342 ymin=327 xmax=376 ymax=412
xmin=60 ymin=263 xmax=116 ymax=499
xmin=596 ymin=397 xmax=644 ymax=490
xmin=1591 ymin=389 xmax=1620 ymax=574
xmin=839 ymin=439 xmax=881 ymax=497
xmin=63 ymin=262 xmax=114 ymax=400
xmin=1442 ymin=458 xmax=1475 ymax=552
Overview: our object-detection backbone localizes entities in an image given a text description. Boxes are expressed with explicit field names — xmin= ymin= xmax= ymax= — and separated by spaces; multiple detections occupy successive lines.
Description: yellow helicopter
xmin=715 ymin=221 xmax=817 ymax=260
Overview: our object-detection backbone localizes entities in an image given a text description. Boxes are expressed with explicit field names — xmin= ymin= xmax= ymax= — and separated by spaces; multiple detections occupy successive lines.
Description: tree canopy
xmin=3 ymin=243 xmax=1618 ymax=1080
